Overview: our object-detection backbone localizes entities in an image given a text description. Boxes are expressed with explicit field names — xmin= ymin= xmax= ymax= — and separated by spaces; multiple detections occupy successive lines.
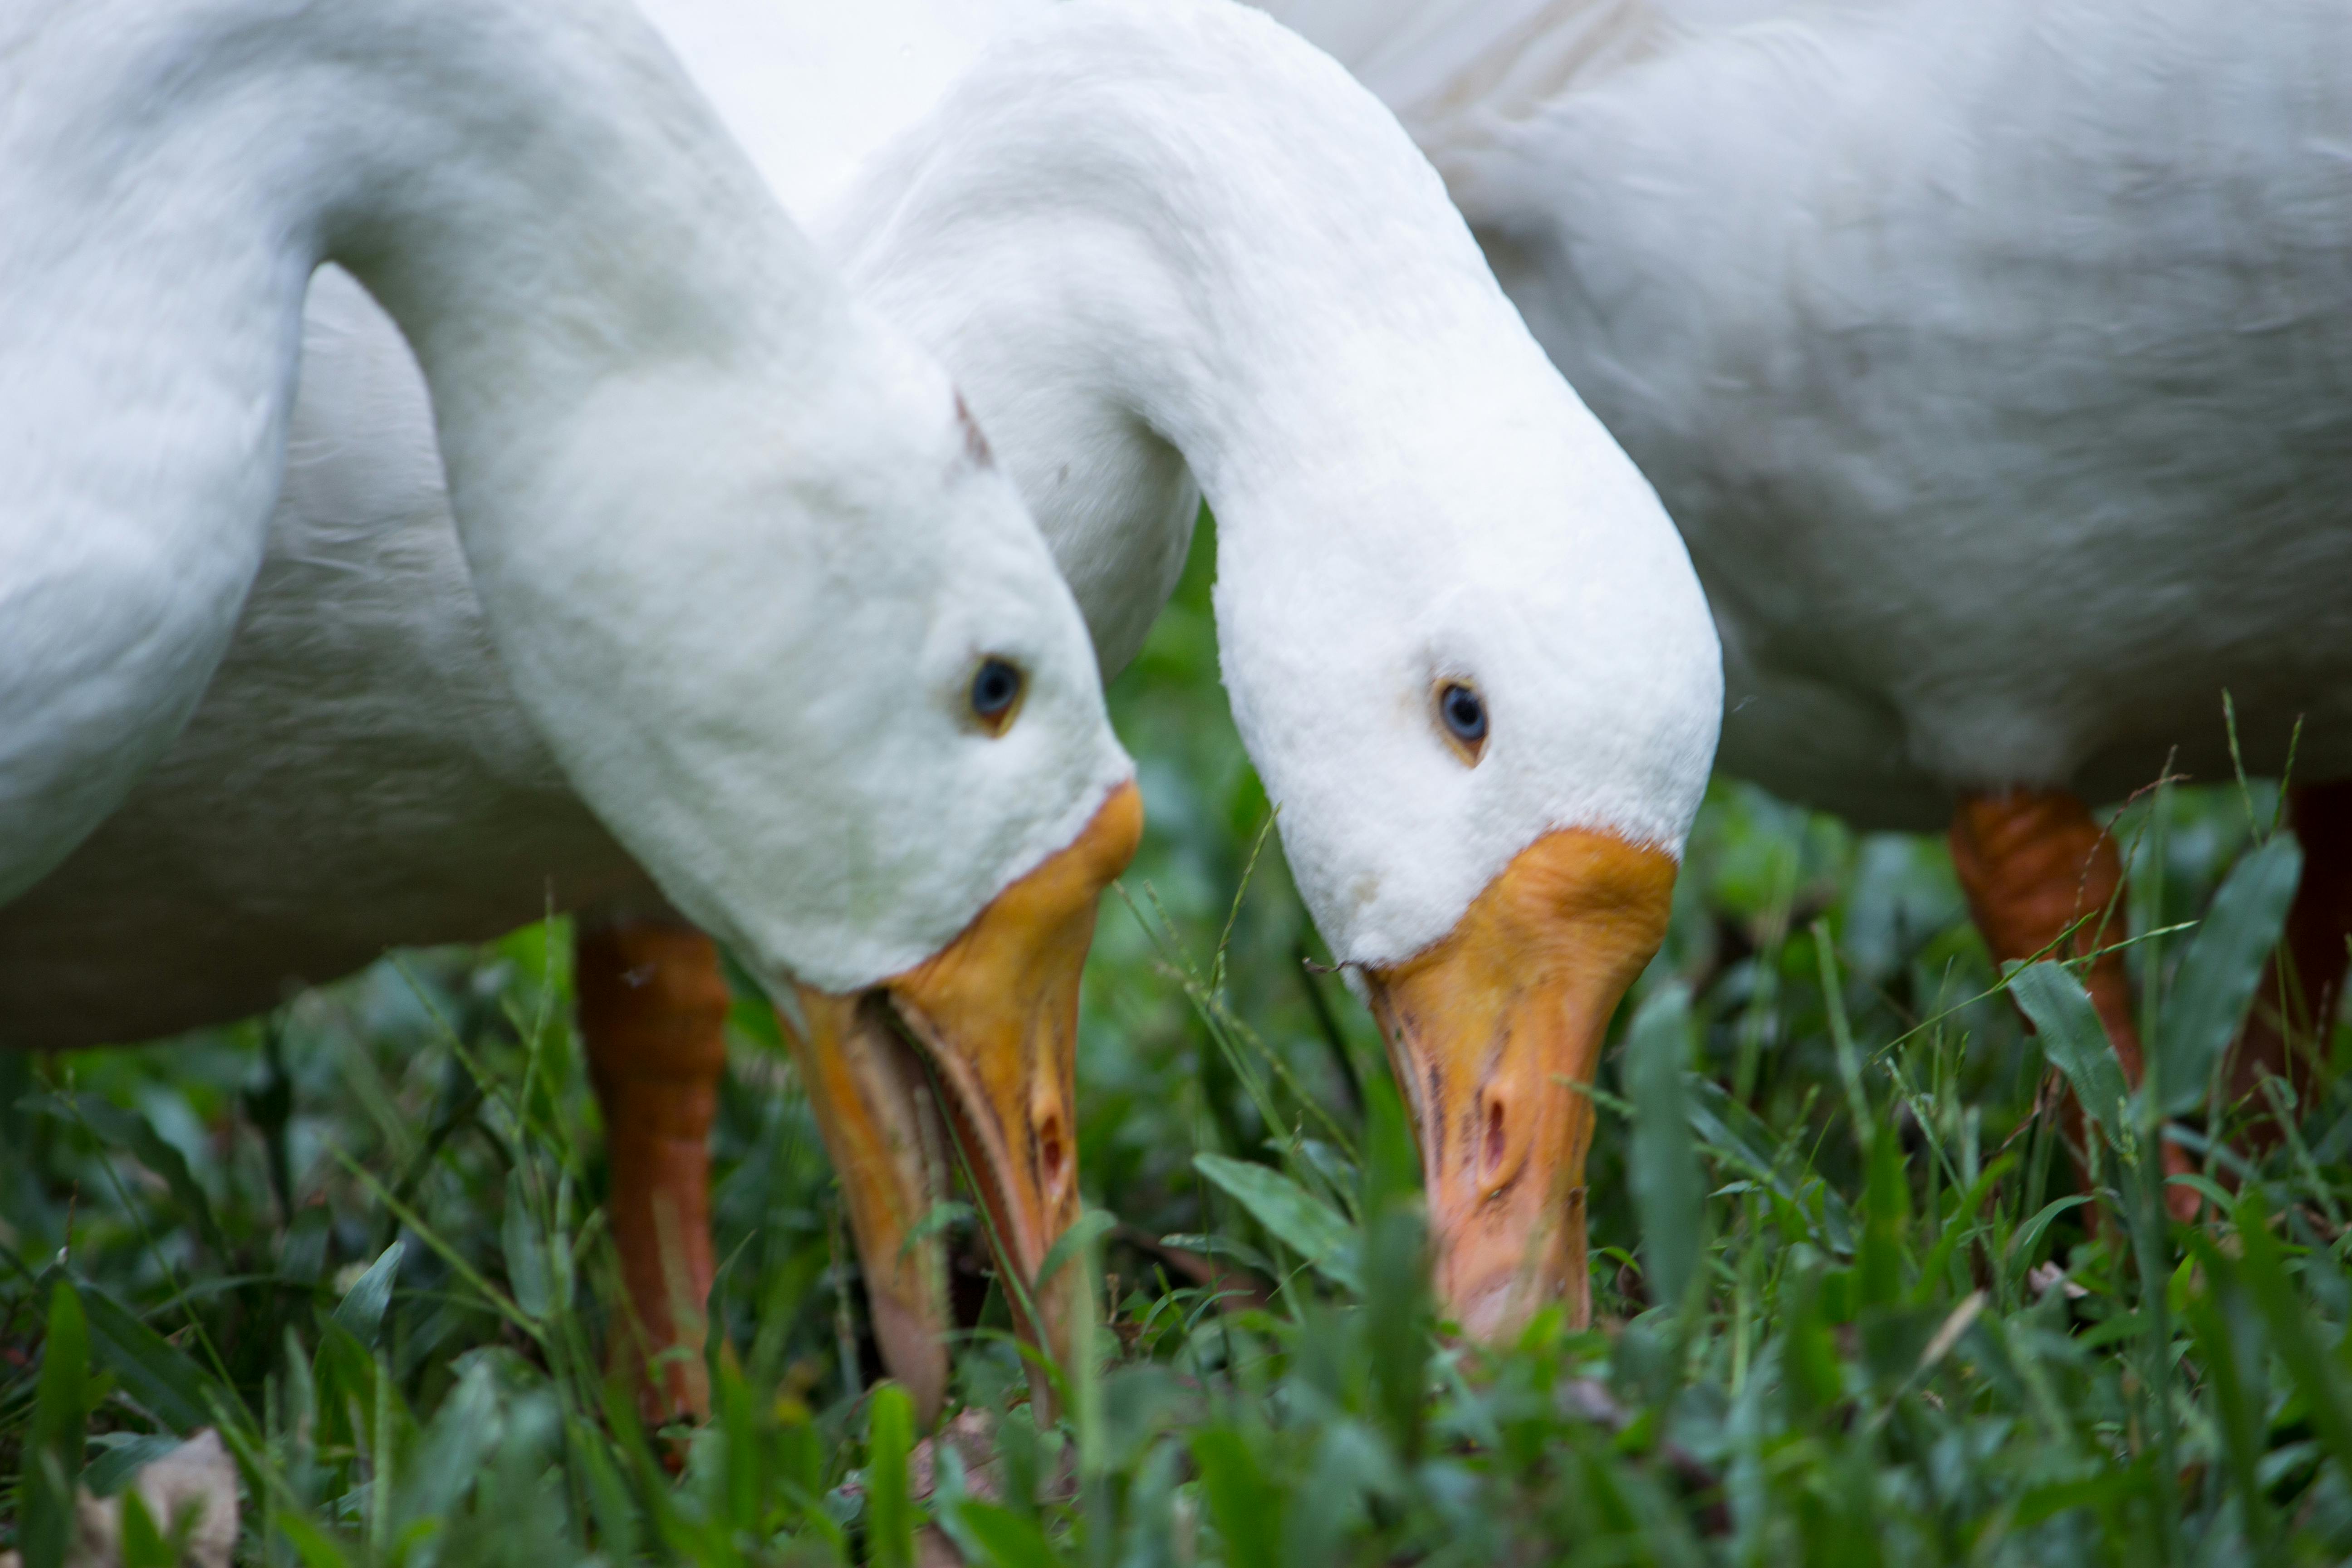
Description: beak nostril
xmin=1481 ymin=1099 xmax=1505 ymax=1182
xmin=1038 ymin=1117 xmax=1066 ymax=1189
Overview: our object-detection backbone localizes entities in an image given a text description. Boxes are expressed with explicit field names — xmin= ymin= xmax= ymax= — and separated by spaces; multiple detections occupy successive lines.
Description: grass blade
xmin=501 ymin=1167 xmax=551 ymax=1321
xmin=867 ymin=1381 xmax=916 ymax=1568
xmin=2010 ymin=962 xmax=2132 ymax=1150
xmin=77 ymin=1283 xmax=220 ymax=1437
xmin=954 ymin=1500 xmax=1063 ymax=1568
xmin=331 ymin=1240 xmax=407 ymax=1346
xmin=21 ymin=1279 xmax=91 ymax=1568
xmin=1814 ymin=920 xmax=1874 ymax=1147
xmin=1362 ymin=1204 xmax=1431 ymax=1460
xmin=2156 ymin=836 xmax=2303 ymax=1114
xmin=117 ymin=1490 xmax=173 ymax=1568
xmin=30 ymin=1095 xmax=231 ymax=1261
xmin=1914 ymin=1154 xmax=2016 ymax=1303
xmin=1627 ymin=985 xmax=1702 ymax=1311
xmin=271 ymin=1509 xmax=353 ymax=1568
xmin=2235 ymin=1189 xmax=2352 ymax=1485
xmin=2180 ymin=1234 xmax=2281 ymax=1563
xmin=1857 ymin=1121 xmax=1911 ymax=1311
xmin=1190 ymin=1427 xmax=1283 ymax=1568
xmin=1033 ymin=1207 xmax=1117 ymax=1301
xmin=2005 ymin=1195 xmax=2091 ymax=1280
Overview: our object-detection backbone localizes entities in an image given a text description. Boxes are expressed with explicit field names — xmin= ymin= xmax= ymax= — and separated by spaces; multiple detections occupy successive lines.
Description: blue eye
xmin=971 ymin=657 xmax=1024 ymax=729
xmin=1439 ymin=681 xmax=1486 ymax=752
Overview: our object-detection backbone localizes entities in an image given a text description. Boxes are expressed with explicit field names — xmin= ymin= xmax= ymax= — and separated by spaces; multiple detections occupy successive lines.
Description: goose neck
xmin=828 ymin=0 xmax=1529 ymax=550
xmin=3 ymin=0 xmax=1071 ymax=985
xmin=5 ymin=0 xmax=844 ymax=519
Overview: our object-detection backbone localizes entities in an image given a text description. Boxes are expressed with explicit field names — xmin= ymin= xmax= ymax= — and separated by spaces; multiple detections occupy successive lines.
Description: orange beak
xmin=776 ymin=781 xmax=1142 ymax=1424
xmin=1362 ymin=829 xmax=1676 ymax=1339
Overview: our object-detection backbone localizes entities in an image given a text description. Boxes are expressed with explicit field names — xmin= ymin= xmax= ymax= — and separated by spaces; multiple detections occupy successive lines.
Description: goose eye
xmin=1436 ymin=680 xmax=1486 ymax=763
xmin=970 ymin=657 xmax=1025 ymax=735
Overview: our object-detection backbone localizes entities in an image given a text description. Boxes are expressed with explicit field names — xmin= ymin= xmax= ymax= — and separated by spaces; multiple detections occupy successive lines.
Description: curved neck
xmin=0 ymin=0 xmax=1043 ymax=985
xmin=5 ymin=0 xmax=836 ymax=521
xmin=827 ymin=2 xmax=1720 ymax=965
xmin=825 ymin=1 xmax=1582 ymax=671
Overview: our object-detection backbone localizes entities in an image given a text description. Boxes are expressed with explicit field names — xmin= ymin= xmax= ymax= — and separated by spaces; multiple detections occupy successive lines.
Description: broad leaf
xmin=79 ymin=1284 xmax=217 ymax=1436
xmin=500 ymin=1169 xmax=550 ymax=1320
xmin=81 ymin=1433 xmax=183 ymax=1499
xmin=1687 ymin=1078 xmax=1857 ymax=1255
xmin=2011 ymin=961 xmax=2132 ymax=1149
xmin=331 ymin=1240 xmax=406 ymax=1345
xmin=1194 ymin=1153 xmax=1359 ymax=1292
xmin=2006 ymin=1195 xmax=2092 ymax=1276
xmin=30 ymin=1094 xmax=228 ymax=1259
xmin=2156 ymin=835 xmax=2303 ymax=1114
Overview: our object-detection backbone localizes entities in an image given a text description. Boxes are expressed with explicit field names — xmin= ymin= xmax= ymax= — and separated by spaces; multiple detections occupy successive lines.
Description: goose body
xmin=1266 ymin=0 xmax=2352 ymax=1216
xmin=1264 ymin=0 xmax=2352 ymax=827
xmin=4 ymin=0 xmax=1723 ymax=1338
xmin=5 ymin=266 xmax=658 ymax=1041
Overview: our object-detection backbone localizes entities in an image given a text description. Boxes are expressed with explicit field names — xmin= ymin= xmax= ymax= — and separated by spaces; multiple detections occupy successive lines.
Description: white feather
xmin=1267 ymin=0 xmax=2352 ymax=828
xmin=0 ymin=0 xmax=1130 ymax=1038
xmin=2 ymin=0 xmax=1722 ymax=1042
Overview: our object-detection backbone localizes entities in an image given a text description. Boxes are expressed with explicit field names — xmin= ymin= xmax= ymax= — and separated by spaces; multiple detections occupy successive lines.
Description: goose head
xmin=521 ymin=326 xmax=1147 ymax=1419
xmin=331 ymin=10 xmax=1160 ymax=1411
xmin=756 ymin=405 xmax=1146 ymax=1420
xmin=820 ymin=0 xmax=1722 ymax=1338
xmin=1212 ymin=357 xmax=1720 ymax=1338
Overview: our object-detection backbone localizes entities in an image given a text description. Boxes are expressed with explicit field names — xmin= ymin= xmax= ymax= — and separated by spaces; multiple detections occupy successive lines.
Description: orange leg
xmin=578 ymin=921 xmax=730 ymax=1421
xmin=2230 ymin=780 xmax=2352 ymax=1147
xmin=1950 ymin=789 xmax=2199 ymax=1221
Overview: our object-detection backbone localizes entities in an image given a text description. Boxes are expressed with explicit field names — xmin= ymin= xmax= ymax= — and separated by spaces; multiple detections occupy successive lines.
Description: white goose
xmin=0 ymin=0 xmax=1143 ymax=1422
xmin=1267 ymin=0 xmax=2352 ymax=1177
xmin=0 ymin=0 xmax=1724 ymax=1375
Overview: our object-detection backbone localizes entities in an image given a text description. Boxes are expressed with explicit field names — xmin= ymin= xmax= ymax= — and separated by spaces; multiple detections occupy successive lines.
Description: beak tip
xmin=1443 ymin=1267 xmax=1547 ymax=1344
xmin=1454 ymin=1286 xmax=1515 ymax=1343
xmin=1373 ymin=826 xmax=1675 ymax=1345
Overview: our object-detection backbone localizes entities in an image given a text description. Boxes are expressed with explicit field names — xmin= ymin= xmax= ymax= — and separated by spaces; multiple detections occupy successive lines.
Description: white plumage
xmin=1262 ymin=0 xmax=2352 ymax=826
xmin=0 ymin=0 xmax=1129 ymax=1024
xmin=2 ymin=0 xmax=1722 ymax=1041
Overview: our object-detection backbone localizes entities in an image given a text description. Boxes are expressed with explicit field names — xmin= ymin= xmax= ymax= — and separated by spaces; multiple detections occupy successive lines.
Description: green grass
xmin=8 ymin=520 xmax=2352 ymax=1563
